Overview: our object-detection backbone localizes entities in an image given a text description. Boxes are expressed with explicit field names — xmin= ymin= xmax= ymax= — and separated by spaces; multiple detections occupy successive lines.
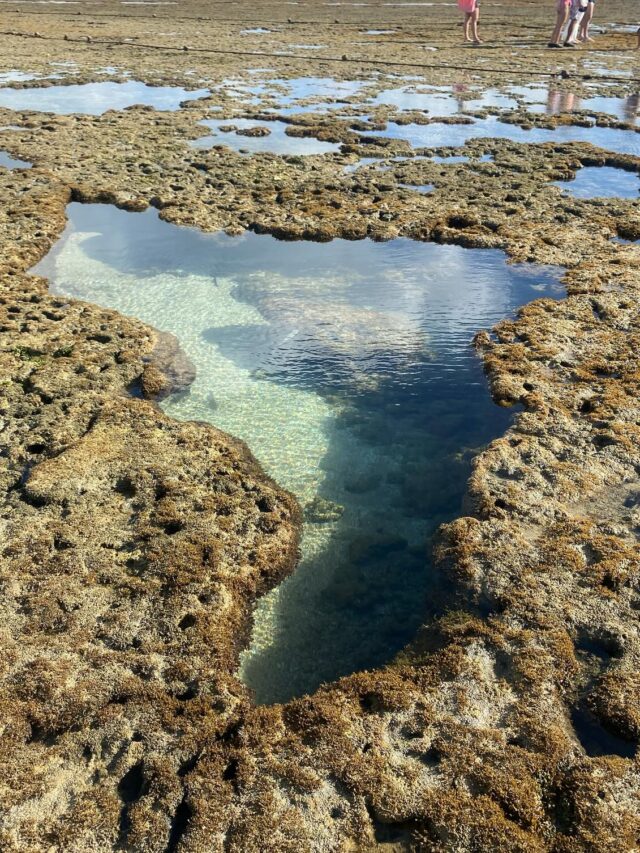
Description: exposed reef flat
xmin=1 ymin=1 xmax=640 ymax=850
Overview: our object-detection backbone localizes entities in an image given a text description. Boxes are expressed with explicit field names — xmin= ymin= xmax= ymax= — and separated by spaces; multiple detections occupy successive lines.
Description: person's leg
xmin=565 ymin=2 xmax=586 ymax=45
xmin=471 ymin=5 xmax=481 ymax=43
xmin=550 ymin=2 xmax=568 ymax=46
xmin=578 ymin=1 xmax=594 ymax=41
xmin=463 ymin=12 xmax=472 ymax=42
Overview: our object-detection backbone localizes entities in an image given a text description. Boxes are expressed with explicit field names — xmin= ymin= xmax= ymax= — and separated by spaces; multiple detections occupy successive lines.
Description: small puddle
xmin=0 ymin=81 xmax=209 ymax=115
xmin=362 ymin=118 xmax=640 ymax=156
xmin=193 ymin=118 xmax=340 ymax=156
xmin=0 ymin=71 xmax=39 ymax=84
xmin=554 ymin=166 xmax=639 ymax=199
xmin=343 ymin=156 xmax=381 ymax=173
xmin=33 ymin=203 xmax=564 ymax=704
xmin=399 ymin=182 xmax=434 ymax=193
xmin=432 ymin=153 xmax=493 ymax=164
xmin=0 ymin=150 xmax=31 ymax=169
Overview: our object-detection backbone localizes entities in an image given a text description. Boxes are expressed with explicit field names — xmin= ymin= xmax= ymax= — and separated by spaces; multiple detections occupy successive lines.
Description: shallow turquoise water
xmin=0 ymin=81 xmax=209 ymax=115
xmin=554 ymin=166 xmax=639 ymax=199
xmin=33 ymin=203 xmax=564 ymax=703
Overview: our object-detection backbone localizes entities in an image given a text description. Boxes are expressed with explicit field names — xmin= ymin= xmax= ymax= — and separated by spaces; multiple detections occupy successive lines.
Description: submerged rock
xmin=142 ymin=328 xmax=197 ymax=400
xmin=303 ymin=495 xmax=344 ymax=523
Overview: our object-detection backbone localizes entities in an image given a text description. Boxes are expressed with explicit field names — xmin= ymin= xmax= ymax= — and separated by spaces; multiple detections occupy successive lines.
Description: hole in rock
xmin=115 ymin=476 xmax=137 ymax=498
xmin=571 ymin=706 xmax=637 ymax=759
xmin=32 ymin=202 xmax=564 ymax=704
xmin=166 ymin=796 xmax=193 ymax=853
xmin=118 ymin=762 xmax=145 ymax=804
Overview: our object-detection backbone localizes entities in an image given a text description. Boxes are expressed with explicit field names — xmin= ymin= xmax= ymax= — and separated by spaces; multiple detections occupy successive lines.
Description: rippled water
xmin=555 ymin=166 xmax=640 ymax=199
xmin=33 ymin=203 xmax=564 ymax=703
xmin=0 ymin=81 xmax=209 ymax=115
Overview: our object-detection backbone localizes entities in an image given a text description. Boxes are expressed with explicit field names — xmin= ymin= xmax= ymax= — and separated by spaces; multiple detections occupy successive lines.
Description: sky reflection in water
xmin=34 ymin=203 xmax=564 ymax=703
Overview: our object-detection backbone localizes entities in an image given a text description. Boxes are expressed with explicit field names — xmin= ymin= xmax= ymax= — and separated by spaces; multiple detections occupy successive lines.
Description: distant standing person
xmin=549 ymin=0 xmax=571 ymax=47
xmin=458 ymin=0 xmax=481 ymax=45
xmin=563 ymin=0 xmax=589 ymax=47
xmin=578 ymin=0 xmax=596 ymax=42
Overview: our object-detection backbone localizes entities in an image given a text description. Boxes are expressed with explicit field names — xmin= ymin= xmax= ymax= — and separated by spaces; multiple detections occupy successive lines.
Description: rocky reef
xmin=0 ymin=0 xmax=639 ymax=850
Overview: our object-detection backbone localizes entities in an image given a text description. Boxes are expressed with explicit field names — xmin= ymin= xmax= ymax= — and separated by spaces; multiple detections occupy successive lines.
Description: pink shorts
xmin=556 ymin=0 xmax=570 ymax=9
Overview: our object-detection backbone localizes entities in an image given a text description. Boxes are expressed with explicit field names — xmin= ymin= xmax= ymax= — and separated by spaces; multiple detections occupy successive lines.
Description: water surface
xmin=362 ymin=117 xmax=640 ymax=156
xmin=33 ymin=203 xmax=564 ymax=703
xmin=0 ymin=150 xmax=31 ymax=169
xmin=0 ymin=80 xmax=209 ymax=115
xmin=554 ymin=166 xmax=639 ymax=199
xmin=193 ymin=118 xmax=340 ymax=155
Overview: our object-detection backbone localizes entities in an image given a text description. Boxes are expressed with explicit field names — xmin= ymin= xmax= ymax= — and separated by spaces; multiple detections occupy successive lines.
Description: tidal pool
xmin=33 ymin=203 xmax=564 ymax=703
xmin=193 ymin=118 xmax=341 ymax=155
xmin=554 ymin=166 xmax=639 ymax=199
xmin=0 ymin=80 xmax=209 ymax=115
xmin=0 ymin=150 xmax=31 ymax=169
xmin=362 ymin=117 xmax=640 ymax=156
xmin=372 ymin=86 xmax=519 ymax=115
xmin=530 ymin=93 xmax=639 ymax=124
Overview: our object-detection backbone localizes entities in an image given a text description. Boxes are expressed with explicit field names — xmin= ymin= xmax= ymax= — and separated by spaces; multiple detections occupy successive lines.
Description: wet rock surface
xmin=1 ymin=0 xmax=640 ymax=850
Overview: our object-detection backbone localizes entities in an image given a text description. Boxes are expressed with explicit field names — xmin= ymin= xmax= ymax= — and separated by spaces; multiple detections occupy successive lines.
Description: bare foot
xmin=473 ymin=38 xmax=483 ymax=45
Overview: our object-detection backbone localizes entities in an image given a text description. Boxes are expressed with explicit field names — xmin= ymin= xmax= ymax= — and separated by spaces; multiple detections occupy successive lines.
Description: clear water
xmin=193 ymin=118 xmax=340 ymax=156
xmin=33 ymin=203 xmax=564 ymax=704
xmin=213 ymin=76 xmax=367 ymax=109
xmin=528 ymin=92 xmax=639 ymax=124
xmin=0 ymin=81 xmax=209 ymax=115
xmin=0 ymin=71 xmax=38 ymax=84
xmin=0 ymin=150 xmax=31 ymax=169
xmin=432 ymin=153 xmax=493 ymax=164
xmin=399 ymin=182 xmax=434 ymax=193
xmin=343 ymin=156 xmax=382 ymax=173
xmin=372 ymin=86 xmax=519 ymax=115
xmin=362 ymin=117 xmax=640 ymax=156
xmin=554 ymin=166 xmax=639 ymax=199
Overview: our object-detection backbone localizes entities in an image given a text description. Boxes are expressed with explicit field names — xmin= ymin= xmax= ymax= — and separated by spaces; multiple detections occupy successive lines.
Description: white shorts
xmin=570 ymin=0 xmax=588 ymax=21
